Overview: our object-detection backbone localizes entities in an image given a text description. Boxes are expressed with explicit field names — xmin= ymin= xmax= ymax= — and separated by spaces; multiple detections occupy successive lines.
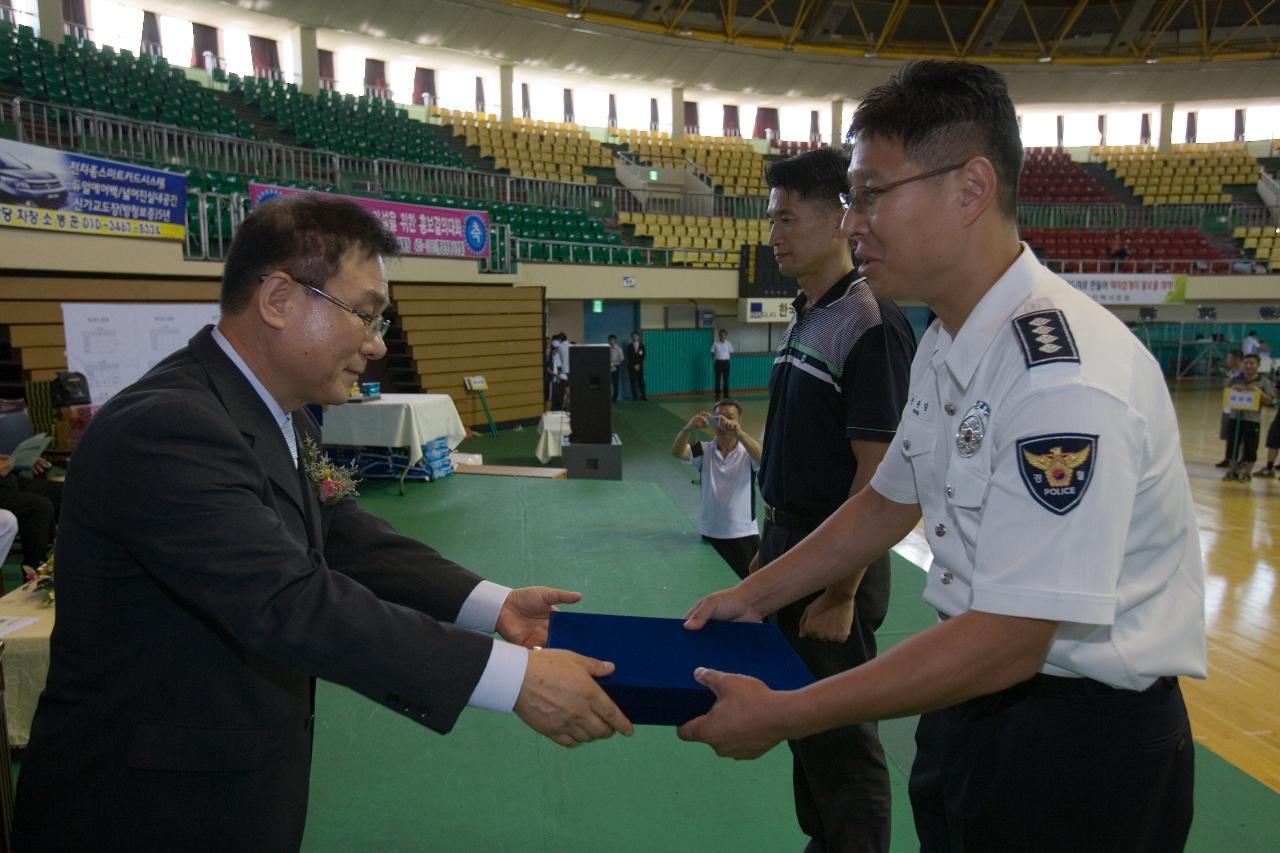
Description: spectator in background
xmin=543 ymin=337 xmax=555 ymax=406
xmin=671 ymin=399 xmax=762 ymax=580
xmin=1254 ymin=395 xmax=1280 ymax=477
xmin=626 ymin=331 xmax=648 ymax=401
xmin=1217 ymin=350 xmax=1244 ymax=468
xmin=1225 ymin=353 xmax=1275 ymax=481
xmin=711 ymin=329 xmax=734 ymax=399
xmin=608 ymin=334 xmax=625 ymax=402
xmin=549 ymin=333 xmax=569 ymax=411
xmin=0 ymin=452 xmax=62 ymax=567
xmin=1107 ymin=236 xmax=1130 ymax=260
xmin=1243 ymin=329 xmax=1261 ymax=356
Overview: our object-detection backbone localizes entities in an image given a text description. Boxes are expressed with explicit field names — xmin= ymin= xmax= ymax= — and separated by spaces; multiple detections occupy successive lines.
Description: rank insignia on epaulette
xmin=1013 ymin=309 xmax=1079 ymax=367
xmin=1017 ymin=433 xmax=1097 ymax=515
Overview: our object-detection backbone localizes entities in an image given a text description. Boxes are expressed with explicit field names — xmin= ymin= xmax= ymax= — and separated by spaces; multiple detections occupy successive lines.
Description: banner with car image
xmin=0 ymin=138 xmax=185 ymax=240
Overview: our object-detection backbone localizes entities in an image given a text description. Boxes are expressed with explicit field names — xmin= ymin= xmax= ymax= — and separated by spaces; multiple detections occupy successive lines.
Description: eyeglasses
xmin=839 ymin=161 xmax=969 ymax=214
xmin=259 ymin=273 xmax=391 ymax=339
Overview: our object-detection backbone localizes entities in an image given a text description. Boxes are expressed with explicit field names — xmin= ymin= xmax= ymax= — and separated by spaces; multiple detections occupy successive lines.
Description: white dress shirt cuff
xmin=454 ymin=580 xmax=510 ymax=633
xmin=467 ymin=640 xmax=529 ymax=712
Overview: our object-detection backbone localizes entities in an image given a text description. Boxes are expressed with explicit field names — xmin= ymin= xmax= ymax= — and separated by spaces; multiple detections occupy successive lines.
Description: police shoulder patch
xmin=1012 ymin=309 xmax=1079 ymax=368
xmin=1016 ymin=433 xmax=1097 ymax=515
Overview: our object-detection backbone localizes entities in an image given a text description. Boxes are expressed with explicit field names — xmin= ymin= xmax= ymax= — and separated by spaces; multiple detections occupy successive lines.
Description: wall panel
xmin=391 ymin=282 xmax=545 ymax=429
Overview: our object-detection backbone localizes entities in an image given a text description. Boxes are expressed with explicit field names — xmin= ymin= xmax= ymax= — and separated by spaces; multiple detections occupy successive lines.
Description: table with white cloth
xmin=0 ymin=585 xmax=53 ymax=747
xmin=321 ymin=394 xmax=467 ymax=493
xmin=535 ymin=411 xmax=571 ymax=464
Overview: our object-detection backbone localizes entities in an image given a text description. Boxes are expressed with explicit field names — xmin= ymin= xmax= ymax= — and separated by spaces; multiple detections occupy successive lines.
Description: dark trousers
xmin=1266 ymin=411 xmax=1280 ymax=451
xmin=910 ymin=675 xmax=1194 ymax=853
xmin=703 ymin=533 xmax=758 ymax=581
xmin=1226 ymin=418 xmax=1260 ymax=463
xmin=0 ymin=475 xmax=63 ymax=566
xmin=550 ymin=379 xmax=565 ymax=411
xmin=761 ymin=518 xmax=892 ymax=853
xmin=628 ymin=365 xmax=646 ymax=400
xmin=611 ymin=367 xmax=621 ymax=402
xmin=714 ymin=360 xmax=731 ymax=399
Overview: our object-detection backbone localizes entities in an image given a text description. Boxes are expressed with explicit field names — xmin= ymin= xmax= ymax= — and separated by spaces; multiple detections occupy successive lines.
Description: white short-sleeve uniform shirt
xmin=870 ymin=247 xmax=1206 ymax=690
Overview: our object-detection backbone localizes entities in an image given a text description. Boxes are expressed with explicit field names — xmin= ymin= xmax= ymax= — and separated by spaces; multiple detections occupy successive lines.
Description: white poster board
xmin=61 ymin=303 xmax=220 ymax=402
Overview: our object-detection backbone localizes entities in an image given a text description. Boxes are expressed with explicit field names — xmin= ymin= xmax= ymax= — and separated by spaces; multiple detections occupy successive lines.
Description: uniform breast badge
xmin=1017 ymin=433 xmax=1098 ymax=515
xmin=955 ymin=401 xmax=990 ymax=457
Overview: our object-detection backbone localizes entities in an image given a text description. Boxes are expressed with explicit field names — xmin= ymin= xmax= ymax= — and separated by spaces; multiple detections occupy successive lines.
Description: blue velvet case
xmin=547 ymin=611 xmax=815 ymax=726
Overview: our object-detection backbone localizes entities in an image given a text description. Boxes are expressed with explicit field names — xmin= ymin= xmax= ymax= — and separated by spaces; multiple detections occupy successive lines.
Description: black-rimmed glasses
xmin=839 ymin=161 xmax=969 ymax=214
xmin=258 ymin=273 xmax=391 ymax=339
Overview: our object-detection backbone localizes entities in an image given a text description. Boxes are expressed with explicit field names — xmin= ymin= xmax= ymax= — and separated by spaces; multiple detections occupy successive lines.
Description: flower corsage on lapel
xmin=301 ymin=435 xmax=360 ymax=505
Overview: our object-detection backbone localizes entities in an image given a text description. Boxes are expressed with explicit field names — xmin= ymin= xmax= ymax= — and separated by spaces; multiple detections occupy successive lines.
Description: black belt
xmin=1012 ymin=674 xmax=1176 ymax=699
xmin=763 ymin=504 xmax=826 ymax=532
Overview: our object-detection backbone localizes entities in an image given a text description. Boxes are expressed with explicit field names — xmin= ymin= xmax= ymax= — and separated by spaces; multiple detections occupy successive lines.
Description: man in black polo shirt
xmin=755 ymin=146 xmax=915 ymax=852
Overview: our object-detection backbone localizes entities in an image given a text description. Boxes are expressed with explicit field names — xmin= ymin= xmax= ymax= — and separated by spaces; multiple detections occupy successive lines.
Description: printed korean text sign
xmin=1062 ymin=272 xmax=1187 ymax=305
xmin=0 ymin=138 xmax=185 ymax=240
xmin=1223 ymin=388 xmax=1261 ymax=412
xmin=249 ymin=183 xmax=489 ymax=259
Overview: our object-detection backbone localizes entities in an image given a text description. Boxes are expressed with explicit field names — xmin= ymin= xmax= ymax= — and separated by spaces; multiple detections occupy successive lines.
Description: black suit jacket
xmin=13 ymin=327 xmax=496 ymax=853
xmin=625 ymin=341 xmax=645 ymax=367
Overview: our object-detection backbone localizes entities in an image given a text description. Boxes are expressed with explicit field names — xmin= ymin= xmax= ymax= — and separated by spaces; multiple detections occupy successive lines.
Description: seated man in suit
xmin=0 ymin=452 xmax=62 ymax=567
xmin=14 ymin=194 xmax=632 ymax=853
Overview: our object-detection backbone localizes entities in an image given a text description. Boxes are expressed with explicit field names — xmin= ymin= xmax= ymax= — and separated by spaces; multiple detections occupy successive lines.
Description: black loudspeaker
xmin=569 ymin=345 xmax=612 ymax=443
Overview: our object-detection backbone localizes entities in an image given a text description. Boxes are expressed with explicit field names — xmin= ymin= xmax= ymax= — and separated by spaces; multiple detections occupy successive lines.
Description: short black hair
xmin=847 ymin=60 xmax=1023 ymax=218
xmin=221 ymin=194 xmax=400 ymax=314
xmin=713 ymin=398 xmax=742 ymax=416
xmin=1243 ymin=353 xmax=1262 ymax=363
xmin=608 ymin=334 xmax=617 ymax=341
xmin=765 ymin=146 xmax=850 ymax=210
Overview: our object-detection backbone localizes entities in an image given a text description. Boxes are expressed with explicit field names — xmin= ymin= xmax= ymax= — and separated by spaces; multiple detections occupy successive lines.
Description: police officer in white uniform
xmin=679 ymin=60 xmax=1206 ymax=853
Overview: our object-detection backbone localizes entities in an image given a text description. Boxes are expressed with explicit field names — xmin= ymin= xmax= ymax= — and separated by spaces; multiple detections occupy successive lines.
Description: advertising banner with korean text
xmin=0 ymin=138 xmax=185 ymax=240
xmin=248 ymin=183 xmax=490 ymax=259
xmin=1062 ymin=273 xmax=1187 ymax=305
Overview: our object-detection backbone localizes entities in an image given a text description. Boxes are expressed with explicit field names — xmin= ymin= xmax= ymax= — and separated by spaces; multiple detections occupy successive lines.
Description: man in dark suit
xmin=13 ymin=195 xmax=632 ymax=853
xmin=625 ymin=330 xmax=648 ymax=400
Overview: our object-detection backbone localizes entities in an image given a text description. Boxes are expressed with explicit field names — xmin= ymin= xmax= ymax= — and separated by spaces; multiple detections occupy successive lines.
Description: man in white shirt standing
xmin=608 ymin=334 xmax=625 ymax=402
xmin=680 ymin=60 xmax=1205 ymax=853
xmin=711 ymin=329 xmax=734 ymax=399
xmin=671 ymin=399 xmax=762 ymax=580
xmin=550 ymin=334 xmax=570 ymax=411
xmin=1242 ymin=329 xmax=1261 ymax=356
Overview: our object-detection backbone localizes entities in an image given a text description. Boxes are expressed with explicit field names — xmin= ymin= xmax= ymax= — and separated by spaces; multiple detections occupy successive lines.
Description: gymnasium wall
xmin=0 ymin=275 xmax=222 ymax=382
xmin=395 ymin=283 xmax=545 ymax=426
